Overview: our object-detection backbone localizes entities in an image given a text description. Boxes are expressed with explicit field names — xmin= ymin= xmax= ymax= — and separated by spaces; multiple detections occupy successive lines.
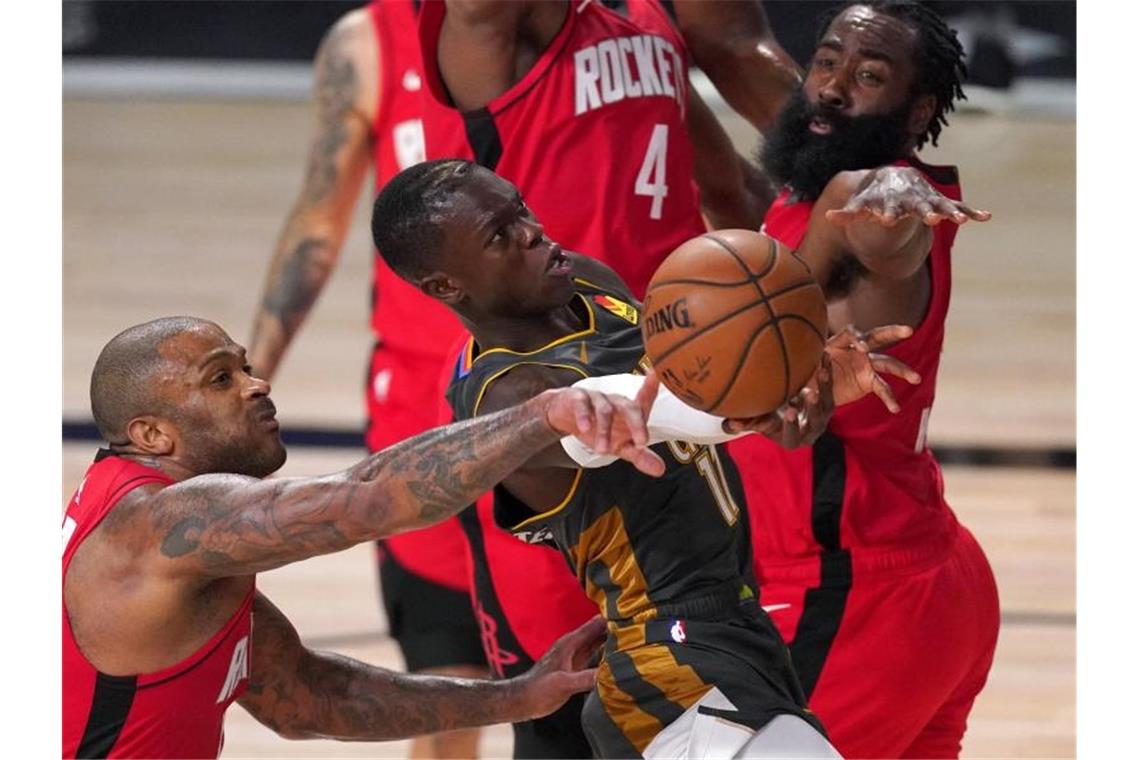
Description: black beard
xmin=760 ymin=90 xmax=912 ymax=201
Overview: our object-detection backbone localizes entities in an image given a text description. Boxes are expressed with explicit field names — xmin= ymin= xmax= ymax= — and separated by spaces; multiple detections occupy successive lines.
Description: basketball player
xmin=727 ymin=3 xmax=1000 ymax=757
xmin=63 ymin=315 xmax=661 ymax=759
xmin=251 ymin=1 xmax=796 ymax=755
xmin=370 ymin=159 xmax=936 ymax=758
xmin=246 ymin=5 xmax=485 ymax=756
xmin=415 ymin=2 xmax=802 ymax=753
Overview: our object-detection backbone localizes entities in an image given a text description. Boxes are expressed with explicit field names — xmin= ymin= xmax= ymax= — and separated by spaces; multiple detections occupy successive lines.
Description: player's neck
xmin=468 ymin=297 xmax=587 ymax=355
xmin=111 ymin=447 xmax=199 ymax=483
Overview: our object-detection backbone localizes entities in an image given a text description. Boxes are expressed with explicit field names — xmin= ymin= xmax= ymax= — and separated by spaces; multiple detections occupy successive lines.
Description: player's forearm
xmin=151 ymin=396 xmax=563 ymax=578
xmin=274 ymin=650 xmax=526 ymax=741
xmin=707 ymin=41 xmax=801 ymax=133
xmin=675 ymin=0 xmax=801 ymax=133
xmin=687 ymin=90 xmax=766 ymax=229
xmin=249 ymin=221 xmax=343 ymax=379
xmin=240 ymin=593 xmax=531 ymax=742
xmin=341 ymin=393 xmax=563 ymax=533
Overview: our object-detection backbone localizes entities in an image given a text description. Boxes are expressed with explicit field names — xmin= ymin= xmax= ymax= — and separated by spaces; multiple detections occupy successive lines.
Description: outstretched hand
xmin=514 ymin=616 xmax=607 ymax=720
xmin=724 ymin=352 xmax=836 ymax=449
xmin=825 ymin=324 xmax=921 ymax=411
xmin=825 ymin=166 xmax=991 ymax=229
xmin=542 ymin=371 xmax=665 ymax=477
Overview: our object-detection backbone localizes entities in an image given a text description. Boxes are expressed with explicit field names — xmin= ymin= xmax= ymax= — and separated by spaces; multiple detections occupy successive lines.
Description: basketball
xmin=641 ymin=229 xmax=828 ymax=419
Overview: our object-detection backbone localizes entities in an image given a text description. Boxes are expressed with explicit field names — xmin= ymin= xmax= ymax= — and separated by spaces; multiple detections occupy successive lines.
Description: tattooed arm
xmin=248 ymin=10 xmax=377 ymax=380
xmin=143 ymin=388 xmax=659 ymax=579
xmin=240 ymin=593 xmax=604 ymax=740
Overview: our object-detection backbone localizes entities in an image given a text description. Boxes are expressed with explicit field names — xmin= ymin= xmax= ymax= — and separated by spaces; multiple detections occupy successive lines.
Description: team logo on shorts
xmin=670 ymin=619 xmax=687 ymax=644
xmin=594 ymin=295 xmax=639 ymax=325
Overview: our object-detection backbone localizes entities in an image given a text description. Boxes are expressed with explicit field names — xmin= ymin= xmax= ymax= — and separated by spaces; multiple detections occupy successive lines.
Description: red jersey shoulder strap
xmin=63 ymin=454 xmax=172 ymax=570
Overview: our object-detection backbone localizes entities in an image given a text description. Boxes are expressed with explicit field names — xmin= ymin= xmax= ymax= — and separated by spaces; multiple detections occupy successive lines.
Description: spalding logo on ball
xmin=641 ymin=229 xmax=827 ymax=419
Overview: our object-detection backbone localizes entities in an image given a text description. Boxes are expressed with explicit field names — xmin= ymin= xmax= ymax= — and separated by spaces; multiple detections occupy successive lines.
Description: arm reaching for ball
xmin=564 ymin=327 xmax=920 ymax=459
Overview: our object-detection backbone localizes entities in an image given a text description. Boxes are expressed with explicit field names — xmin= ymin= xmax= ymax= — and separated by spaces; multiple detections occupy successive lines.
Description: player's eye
xmin=489 ymin=228 xmax=506 ymax=246
xmin=858 ymin=69 xmax=884 ymax=84
xmin=813 ymin=55 xmax=836 ymax=71
xmin=241 ymin=364 xmax=253 ymax=375
xmin=212 ymin=371 xmax=231 ymax=385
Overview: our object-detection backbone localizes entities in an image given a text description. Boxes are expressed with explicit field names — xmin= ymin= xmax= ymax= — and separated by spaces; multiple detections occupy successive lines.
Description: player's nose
xmin=243 ymin=374 xmax=271 ymax=398
xmin=518 ymin=215 xmax=545 ymax=248
xmin=817 ymin=70 xmax=850 ymax=111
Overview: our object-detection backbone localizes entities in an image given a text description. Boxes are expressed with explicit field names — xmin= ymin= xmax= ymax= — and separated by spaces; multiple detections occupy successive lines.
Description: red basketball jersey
xmin=418 ymin=0 xmax=707 ymax=298
xmin=369 ymin=0 xmax=466 ymax=356
xmin=366 ymin=0 xmax=471 ymax=589
xmin=728 ymin=157 xmax=964 ymax=576
xmin=63 ymin=453 xmax=254 ymax=759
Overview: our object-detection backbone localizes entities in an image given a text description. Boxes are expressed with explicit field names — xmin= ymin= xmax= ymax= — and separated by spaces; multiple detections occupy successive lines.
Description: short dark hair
xmin=90 ymin=316 xmax=208 ymax=443
xmin=371 ymin=158 xmax=480 ymax=281
xmin=818 ymin=1 xmax=967 ymax=148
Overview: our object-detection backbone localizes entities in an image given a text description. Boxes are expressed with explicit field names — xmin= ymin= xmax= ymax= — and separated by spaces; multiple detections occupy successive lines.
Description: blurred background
xmin=62 ymin=1 xmax=1075 ymax=757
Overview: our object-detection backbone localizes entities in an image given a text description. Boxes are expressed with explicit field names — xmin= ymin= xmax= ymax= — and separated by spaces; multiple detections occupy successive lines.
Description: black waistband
xmin=647 ymin=580 xmax=755 ymax=621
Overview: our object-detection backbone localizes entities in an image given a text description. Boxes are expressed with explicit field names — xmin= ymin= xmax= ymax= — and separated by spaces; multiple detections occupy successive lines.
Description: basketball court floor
xmin=63 ymin=85 xmax=1074 ymax=758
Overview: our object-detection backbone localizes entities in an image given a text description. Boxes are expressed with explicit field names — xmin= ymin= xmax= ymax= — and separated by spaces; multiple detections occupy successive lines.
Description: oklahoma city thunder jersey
xmin=446 ymin=280 xmax=815 ymax=755
xmin=63 ymin=452 xmax=254 ymax=759
xmin=418 ymin=0 xmax=707 ymax=298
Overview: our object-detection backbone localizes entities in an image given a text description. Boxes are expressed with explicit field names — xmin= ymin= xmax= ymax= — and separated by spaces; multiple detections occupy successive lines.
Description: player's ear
xmin=125 ymin=416 xmax=176 ymax=456
xmin=421 ymin=272 xmax=465 ymax=305
xmin=907 ymin=94 xmax=936 ymax=139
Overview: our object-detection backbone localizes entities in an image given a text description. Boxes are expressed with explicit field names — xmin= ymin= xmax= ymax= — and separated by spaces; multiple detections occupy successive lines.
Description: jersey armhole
xmin=471 ymin=361 xmax=590 ymax=416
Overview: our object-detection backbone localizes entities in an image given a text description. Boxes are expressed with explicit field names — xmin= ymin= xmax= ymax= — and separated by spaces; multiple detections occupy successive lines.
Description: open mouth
xmin=546 ymin=246 xmax=571 ymax=276
xmin=808 ymin=115 xmax=834 ymax=135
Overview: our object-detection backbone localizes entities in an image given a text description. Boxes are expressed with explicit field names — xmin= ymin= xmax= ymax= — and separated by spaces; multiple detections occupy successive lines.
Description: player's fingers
xmin=585 ymin=392 xmax=614 ymax=452
xmin=824 ymin=208 xmax=856 ymax=226
xmin=561 ymin=667 xmax=600 ymax=695
xmin=925 ymin=195 xmax=965 ymax=224
xmin=871 ymin=374 xmax=902 ymax=414
xmin=957 ymin=202 xmax=992 ymax=222
xmin=869 ymin=353 xmax=921 ymax=385
xmin=826 ymin=324 xmax=860 ymax=351
xmin=562 ymin=615 xmax=607 ymax=653
xmin=825 ymin=204 xmax=873 ymax=226
xmin=861 ymin=324 xmax=914 ymax=351
xmin=611 ymin=395 xmax=649 ymax=447
xmin=634 ymin=368 xmax=661 ymax=416
xmin=913 ymin=200 xmax=940 ymax=226
xmin=880 ymin=200 xmax=902 ymax=226
xmin=619 ymin=443 xmax=665 ymax=477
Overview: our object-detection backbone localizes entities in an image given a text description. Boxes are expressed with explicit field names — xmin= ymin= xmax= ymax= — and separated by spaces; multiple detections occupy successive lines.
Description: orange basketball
xmin=641 ymin=229 xmax=828 ymax=418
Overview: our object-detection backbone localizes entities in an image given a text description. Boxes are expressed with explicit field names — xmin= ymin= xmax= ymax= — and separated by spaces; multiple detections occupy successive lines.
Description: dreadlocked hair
xmin=818 ymin=1 xmax=967 ymax=148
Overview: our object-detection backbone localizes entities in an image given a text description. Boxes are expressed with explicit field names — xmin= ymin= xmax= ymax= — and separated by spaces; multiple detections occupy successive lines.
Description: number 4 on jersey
xmin=636 ymin=124 xmax=669 ymax=220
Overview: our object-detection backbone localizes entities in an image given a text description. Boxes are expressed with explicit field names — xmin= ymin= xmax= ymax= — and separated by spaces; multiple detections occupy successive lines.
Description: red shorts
xmin=366 ymin=341 xmax=469 ymax=593
xmin=460 ymin=494 xmax=597 ymax=676
xmin=758 ymin=524 xmax=1000 ymax=759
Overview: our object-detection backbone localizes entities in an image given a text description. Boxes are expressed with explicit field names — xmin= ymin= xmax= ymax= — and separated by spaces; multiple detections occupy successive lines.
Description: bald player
xmin=63 ymin=316 xmax=662 ymax=759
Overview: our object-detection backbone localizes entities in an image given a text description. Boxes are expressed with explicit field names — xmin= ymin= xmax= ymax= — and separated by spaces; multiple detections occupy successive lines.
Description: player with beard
xmin=369 ymin=159 xmax=953 ymax=759
xmin=62 ymin=316 xmax=662 ymax=759
xmin=725 ymin=3 xmax=999 ymax=758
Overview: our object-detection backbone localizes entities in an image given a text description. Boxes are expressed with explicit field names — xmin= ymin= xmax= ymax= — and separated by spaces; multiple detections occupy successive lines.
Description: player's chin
xmin=543 ymin=275 xmax=576 ymax=301
xmin=250 ymin=429 xmax=288 ymax=476
xmin=254 ymin=440 xmax=288 ymax=478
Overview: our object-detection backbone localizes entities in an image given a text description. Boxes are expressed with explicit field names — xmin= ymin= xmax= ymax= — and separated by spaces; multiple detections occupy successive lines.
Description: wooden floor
xmin=62 ymin=94 xmax=1075 ymax=758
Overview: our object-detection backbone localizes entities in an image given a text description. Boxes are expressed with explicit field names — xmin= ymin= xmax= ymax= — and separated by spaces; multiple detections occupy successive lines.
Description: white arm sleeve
xmin=559 ymin=373 xmax=750 ymax=467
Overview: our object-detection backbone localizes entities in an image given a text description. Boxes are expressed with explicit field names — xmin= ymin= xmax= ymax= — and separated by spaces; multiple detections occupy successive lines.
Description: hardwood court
xmin=62 ymin=94 xmax=1075 ymax=758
